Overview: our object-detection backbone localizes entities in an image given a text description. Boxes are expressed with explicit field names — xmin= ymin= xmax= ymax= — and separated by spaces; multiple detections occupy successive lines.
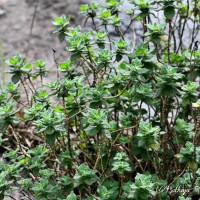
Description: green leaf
xmin=70 ymin=52 xmax=81 ymax=61
xmin=58 ymin=32 xmax=66 ymax=42
xmin=87 ymin=127 xmax=99 ymax=136
xmin=59 ymin=60 xmax=72 ymax=72
xmin=1 ymin=122 xmax=10 ymax=133
xmin=149 ymin=143 xmax=159 ymax=151
xmin=66 ymin=191 xmax=77 ymax=200
xmin=80 ymin=4 xmax=89 ymax=12
xmin=11 ymin=73 xmax=21 ymax=84
xmin=164 ymin=7 xmax=175 ymax=20
xmin=46 ymin=132 xmax=57 ymax=146
xmin=116 ymin=54 xmax=123 ymax=62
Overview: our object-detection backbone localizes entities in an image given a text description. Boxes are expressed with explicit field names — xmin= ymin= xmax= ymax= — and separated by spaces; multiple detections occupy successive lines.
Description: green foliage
xmin=145 ymin=23 xmax=166 ymax=44
xmin=130 ymin=0 xmax=153 ymax=18
xmin=82 ymin=108 xmax=110 ymax=137
xmin=174 ymin=119 xmax=195 ymax=143
xmin=0 ymin=101 xmax=19 ymax=132
xmin=5 ymin=54 xmax=26 ymax=84
xmin=136 ymin=121 xmax=162 ymax=151
xmin=156 ymin=65 xmax=183 ymax=97
xmin=1 ymin=0 xmax=200 ymax=199
xmin=181 ymin=81 xmax=198 ymax=106
xmin=111 ymin=152 xmax=132 ymax=174
xmin=66 ymin=191 xmax=77 ymax=200
xmin=52 ymin=14 xmax=70 ymax=42
xmin=176 ymin=142 xmax=200 ymax=169
xmin=74 ymin=164 xmax=98 ymax=188
xmin=164 ymin=1 xmax=176 ymax=20
xmin=33 ymin=108 xmax=65 ymax=145
xmin=122 ymin=173 xmax=156 ymax=199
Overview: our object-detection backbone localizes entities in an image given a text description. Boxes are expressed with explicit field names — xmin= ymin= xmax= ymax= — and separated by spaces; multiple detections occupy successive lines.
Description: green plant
xmin=1 ymin=0 xmax=200 ymax=199
xmin=111 ymin=152 xmax=132 ymax=174
xmin=122 ymin=173 xmax=156 ymax=199
xmin=74 ymin=164 xmax=98 ymax=188
xmin=176 ymin=142 xmax=200 ymax=168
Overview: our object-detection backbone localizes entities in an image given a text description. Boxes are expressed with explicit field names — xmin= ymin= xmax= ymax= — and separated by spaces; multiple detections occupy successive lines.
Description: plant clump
xmin=1 ymin=0 xmax=200 ymax=199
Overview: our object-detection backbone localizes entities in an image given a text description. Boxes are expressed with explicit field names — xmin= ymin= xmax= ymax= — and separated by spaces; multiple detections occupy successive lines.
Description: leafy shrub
xmin=1 ymin=0 xmax=200 ymax=199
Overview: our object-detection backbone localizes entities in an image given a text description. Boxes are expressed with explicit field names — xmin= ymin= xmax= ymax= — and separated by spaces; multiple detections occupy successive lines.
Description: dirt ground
xmin=0 ymin=0 xmax=87 ymax=86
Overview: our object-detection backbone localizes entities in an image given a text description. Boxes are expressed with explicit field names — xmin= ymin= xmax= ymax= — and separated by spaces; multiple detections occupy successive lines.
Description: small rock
xmin=0 ymin=8 xmax=5 ymax=15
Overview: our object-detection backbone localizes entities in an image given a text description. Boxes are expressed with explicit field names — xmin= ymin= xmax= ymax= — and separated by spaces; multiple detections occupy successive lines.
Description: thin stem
xmin=105 ymin=25 xmax=112 ymax=50
xmin=111 ymin=125 xmax=136 ymax=144
xmin=115 ymin=26 xmax=125 ymax=40
xmin=80 ymin=55 xmax=96 ymax=72
xmin=176 ymin=0 xmax=189 ymax=53
xmin=26 ymin=0 xmax=40 ymax=57
xmin=52 ymin=48 xmax=59 ymax=79
xmin=104 ymin=80 xmax=131 ymax=99
xmin=27 ymin=74 xmax=36 ymax=93
xmin=123 ymin=15 xmax=134 ymax=36
xmin=79 ymin=60 xmax=91 ymax=86
xmin=167 ymin=20 xmax=172 ymax=63
xmin=93 ymin=140 xmax=101 ymax=170
xmin=20 ymin=78 xmax=30 ymax=105
xmin=91 ymin=17 xmax=98 ymax=32
xmin=117 ymin=175 xmax=123 ymax=200
xmin=5 ymin=195 xmax=17 ymax=200
xmin=62 ymin=97 xmax=72 ymax=159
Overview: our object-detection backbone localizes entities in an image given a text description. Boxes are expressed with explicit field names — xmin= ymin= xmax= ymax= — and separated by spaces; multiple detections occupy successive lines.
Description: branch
xmin=104 ymin=80 xmax=131 ymax=99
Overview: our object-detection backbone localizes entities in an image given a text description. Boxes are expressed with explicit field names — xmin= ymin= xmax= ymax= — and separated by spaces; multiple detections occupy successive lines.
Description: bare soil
xmin=0 ymin=0 xmax=85 ymax=84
